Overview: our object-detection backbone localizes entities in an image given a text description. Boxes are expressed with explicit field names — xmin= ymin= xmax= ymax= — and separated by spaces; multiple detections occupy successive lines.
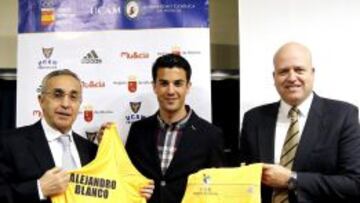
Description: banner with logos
xmin=17 ymin=0 xmax=211 ymax=142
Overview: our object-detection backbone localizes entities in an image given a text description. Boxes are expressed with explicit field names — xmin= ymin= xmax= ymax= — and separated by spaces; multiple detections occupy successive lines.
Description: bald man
xmin=240 ymin=42 xmax=360 ymax=203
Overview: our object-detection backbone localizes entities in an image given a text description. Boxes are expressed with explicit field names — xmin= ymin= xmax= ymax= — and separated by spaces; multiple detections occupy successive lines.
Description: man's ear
xmin=38 ymin=94 xmax=43 ymax=103
xmin=187 ymin=81 xmax=192 ymax=88
xmin=186 ymin=81 xmax=192 ymax=94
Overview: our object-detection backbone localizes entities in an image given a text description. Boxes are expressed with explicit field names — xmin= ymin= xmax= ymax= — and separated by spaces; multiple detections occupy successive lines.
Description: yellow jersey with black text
xmin=51 ymin=124 xmax=150 ymax=203
xmin=181 ymin=164 xmax=262 ymax=203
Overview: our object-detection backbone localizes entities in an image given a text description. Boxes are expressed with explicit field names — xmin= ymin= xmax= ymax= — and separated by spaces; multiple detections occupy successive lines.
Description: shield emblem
xmin=42 ymin=47 xmax=54 ymax=59
xmin=128 ymin=75 xmax=137 ymax=93
xmin=130 ymin=102 xmax=141 ymax=113
xmin=84 ymin=105 xmax=93 ymax=122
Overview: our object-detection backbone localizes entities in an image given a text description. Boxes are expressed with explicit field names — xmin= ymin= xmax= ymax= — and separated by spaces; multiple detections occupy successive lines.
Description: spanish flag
xmin=41 ymin=8 xmax=55 ymax=26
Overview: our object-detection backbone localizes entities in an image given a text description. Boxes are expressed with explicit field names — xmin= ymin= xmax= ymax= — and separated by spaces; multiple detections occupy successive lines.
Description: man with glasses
xmin=0 ymin=69 xmax=97 ymax=203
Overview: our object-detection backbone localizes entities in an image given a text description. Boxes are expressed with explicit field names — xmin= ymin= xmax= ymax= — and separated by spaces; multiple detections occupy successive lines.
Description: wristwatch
xmin=288 ymin=172 xmax=297 ymax=191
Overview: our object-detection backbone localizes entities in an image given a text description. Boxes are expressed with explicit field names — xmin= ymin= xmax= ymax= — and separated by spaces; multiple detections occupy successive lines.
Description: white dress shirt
xmin=274 ymin=93 xmax=314 ymax=164
xmin=37 ymin=119 xmax=82 ymax=199
xmin=41 ymin=119 xmax=81 ymax=168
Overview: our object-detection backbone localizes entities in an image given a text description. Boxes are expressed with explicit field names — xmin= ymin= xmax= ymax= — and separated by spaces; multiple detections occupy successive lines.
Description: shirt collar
xmin=157 ymin=106 xmax=192 ymax=129
xmin=279 ymin=92 xmax=314 ymax=119
xmin=41 ymin=119 xmax=74 ymax=142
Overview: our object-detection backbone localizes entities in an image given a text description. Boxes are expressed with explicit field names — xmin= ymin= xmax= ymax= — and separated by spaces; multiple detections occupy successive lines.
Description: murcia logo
xmin=82 ymin=80 xmax=105 ymax=88
xmin=120 ymin=51 xmax=149 ymax=59
xmin=81 ymin=50 xmax=102 ymax=64
xmin=38 ymin=47 xmax=58 ymax=69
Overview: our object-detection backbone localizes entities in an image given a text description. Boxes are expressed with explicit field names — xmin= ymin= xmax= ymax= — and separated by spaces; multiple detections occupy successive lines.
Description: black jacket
xmin=126 ymin=110 xmax=224 ymax=203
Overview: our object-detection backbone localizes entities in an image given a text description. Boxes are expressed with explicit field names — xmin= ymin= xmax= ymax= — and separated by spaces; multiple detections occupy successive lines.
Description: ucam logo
xmin=125 ymin=0 xmax=140 ymax=19
xmin=33 ymin=110 xmax=42 ymax=118
xmin=90 ymin=4 xmax=121 ymax=15
xmin=125 ymin=101 xmax=146 ymax=124
xmin=38 ymin=47 xmax=58 ymax=69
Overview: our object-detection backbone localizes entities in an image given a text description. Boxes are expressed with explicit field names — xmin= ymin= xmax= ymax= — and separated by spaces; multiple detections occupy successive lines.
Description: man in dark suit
xmin=240 ymin=42 xmax=360 ymax=203
xmin=0 ymin=69 xmax=98 ymax=203
xmin=125 ymin=53 xmax=224 ymax=203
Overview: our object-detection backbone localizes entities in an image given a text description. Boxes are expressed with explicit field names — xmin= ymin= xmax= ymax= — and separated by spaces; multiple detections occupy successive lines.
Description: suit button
xmin=160 ymin=181 xmax=166 ymax=186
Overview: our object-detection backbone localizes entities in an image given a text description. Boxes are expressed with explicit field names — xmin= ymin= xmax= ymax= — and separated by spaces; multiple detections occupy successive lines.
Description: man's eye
xmin=296 ymin=69 xmax=305 ymax=74
xmin=53 ymin=91 xmax=63 ymax=98
xmin=70 ymin=94 xmax=78 ymax=100
xmin=174 ymin=81 xmax=184 ymax=87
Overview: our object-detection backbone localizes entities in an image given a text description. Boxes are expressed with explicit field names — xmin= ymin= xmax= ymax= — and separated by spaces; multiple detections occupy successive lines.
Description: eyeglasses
xmin=42 ymin=89 xmax=81 ymax=102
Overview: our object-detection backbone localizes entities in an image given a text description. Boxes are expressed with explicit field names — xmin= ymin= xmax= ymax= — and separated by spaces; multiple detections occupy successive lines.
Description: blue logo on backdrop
xmin=19 ymin=0 xmax=209 ymax=33
xmin=125 ymin=102 xmax=146 ymax=124
xmin=125 ymin=0 xmax=140 ymax=20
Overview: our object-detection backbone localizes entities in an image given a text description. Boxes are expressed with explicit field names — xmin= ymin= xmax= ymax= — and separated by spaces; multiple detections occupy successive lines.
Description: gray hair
xmin=39 ymin=69 xmax=81 ymax=94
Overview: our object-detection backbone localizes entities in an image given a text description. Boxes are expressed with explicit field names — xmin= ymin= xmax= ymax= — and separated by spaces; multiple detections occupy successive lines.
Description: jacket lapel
xmin=293 ymin=94 xmax=323 ymax=170
xmin=26 ymin=121 xmax=55 ymax=172
xmin=147 ymin=115 xmax=163 ymax=176
xmin=73 ymin=134 xmax=90 ymax=166
xmin=259 ymin=103 xmax=279 ymax=163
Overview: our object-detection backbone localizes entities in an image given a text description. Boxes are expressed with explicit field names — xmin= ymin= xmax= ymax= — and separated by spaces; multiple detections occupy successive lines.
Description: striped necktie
xmin=58 ymin=135 xmax=77 ymax=170
xmin=273 ymin=107 xmax=300 ymax=203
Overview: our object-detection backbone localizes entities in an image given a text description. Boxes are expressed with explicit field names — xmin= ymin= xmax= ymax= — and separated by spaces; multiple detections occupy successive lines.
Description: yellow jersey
xmin=51 ymin=124 xmax=151 ymax=203
xmin=181 ymin=163 xmax=262 ymax=203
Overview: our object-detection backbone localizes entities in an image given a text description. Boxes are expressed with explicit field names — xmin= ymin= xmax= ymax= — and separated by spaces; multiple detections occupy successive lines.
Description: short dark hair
xmin=152 ymin=54 xmax=192 ymax=82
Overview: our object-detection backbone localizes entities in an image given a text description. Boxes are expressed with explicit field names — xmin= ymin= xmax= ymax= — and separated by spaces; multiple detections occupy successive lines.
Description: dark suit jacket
xmin=0 ymin=121 xmax=98 ymax=203
xmin=126 ymin=111 xmax=224 ymax=203
xmin=240 ymin=94 xmax=360 ymax=203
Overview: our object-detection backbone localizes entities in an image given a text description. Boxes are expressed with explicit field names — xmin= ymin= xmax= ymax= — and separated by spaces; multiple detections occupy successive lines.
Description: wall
xmin=0 ymin=0 xmax=17 ymax=69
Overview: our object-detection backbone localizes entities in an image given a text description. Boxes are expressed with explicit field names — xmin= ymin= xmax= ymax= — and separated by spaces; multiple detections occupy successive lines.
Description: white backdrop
xmin=17 ymin=28 xmax=211 ymax=142
xmin=239 ymin=0 xmax=360 ymax=123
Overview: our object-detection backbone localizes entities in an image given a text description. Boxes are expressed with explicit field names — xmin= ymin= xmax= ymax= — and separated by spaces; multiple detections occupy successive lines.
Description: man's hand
xmin=39 ymin=167 xmax=70 ymax=197
xmin=140 ymin=180 xmax=155 ymax=200
xmin=262 ymin=164 xmax=291 ymax=189
xmin=97 ymin=122 xmax=113 ymax=143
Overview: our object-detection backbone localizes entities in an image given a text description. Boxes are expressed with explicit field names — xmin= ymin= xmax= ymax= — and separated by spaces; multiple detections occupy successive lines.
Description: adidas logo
xmin=81 ymin=50 xmax=102 ymax=64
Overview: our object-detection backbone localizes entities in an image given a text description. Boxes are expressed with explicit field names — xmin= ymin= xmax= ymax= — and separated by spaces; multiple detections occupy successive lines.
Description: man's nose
xmin=287 ymin=70 xmax=297 ymax=81
xmin=60 ymin=95 xmax=71 ymax=107
xmin=167 ymin=84 xmax=175 ymax=94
